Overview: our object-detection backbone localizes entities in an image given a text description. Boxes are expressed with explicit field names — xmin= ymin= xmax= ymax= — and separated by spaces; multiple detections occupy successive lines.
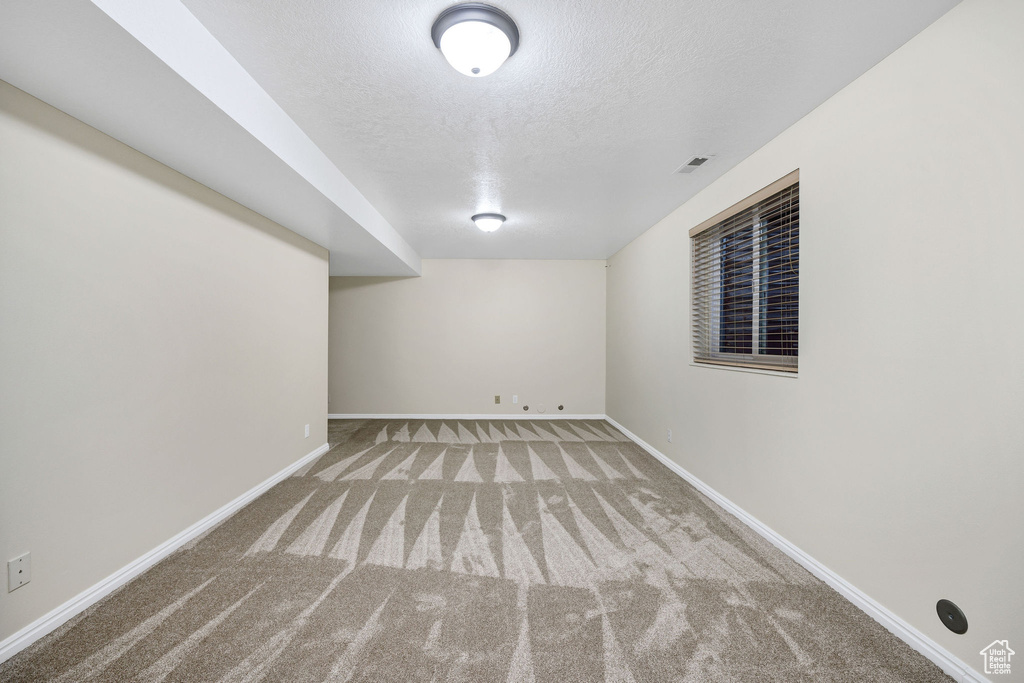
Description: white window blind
xmin=691 ymin=172 xmax=799 ymax=372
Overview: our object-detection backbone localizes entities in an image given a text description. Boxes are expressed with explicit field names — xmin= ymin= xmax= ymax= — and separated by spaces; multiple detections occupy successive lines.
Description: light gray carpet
xmin=1 ymin=419 xmax=950 ymax=682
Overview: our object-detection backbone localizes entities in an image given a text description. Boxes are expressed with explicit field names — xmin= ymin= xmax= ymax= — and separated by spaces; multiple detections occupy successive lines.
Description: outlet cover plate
xmin=8 ymin=552 xmax=30 ymax=592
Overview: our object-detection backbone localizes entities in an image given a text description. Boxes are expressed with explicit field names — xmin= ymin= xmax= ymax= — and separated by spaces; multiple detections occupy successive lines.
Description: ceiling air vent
xmin=674 ymin=155 xmax=715 ymax=174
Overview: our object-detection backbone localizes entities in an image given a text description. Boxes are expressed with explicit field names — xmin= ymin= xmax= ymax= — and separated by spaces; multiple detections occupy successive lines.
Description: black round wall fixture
xmin=558 ymin=404 xmax=564 ymax=411
xmin=936 ymin=599 xmax=968 ymax=634
xmin=523 ymin=405 xmax=529 ymax=411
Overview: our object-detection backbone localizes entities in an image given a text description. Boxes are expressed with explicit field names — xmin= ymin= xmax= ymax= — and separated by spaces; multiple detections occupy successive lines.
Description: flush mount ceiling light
xmin=472 ymin=213 xmax=505 ymax=232
xmin=431 ymin=4 xmax=519 ymax=77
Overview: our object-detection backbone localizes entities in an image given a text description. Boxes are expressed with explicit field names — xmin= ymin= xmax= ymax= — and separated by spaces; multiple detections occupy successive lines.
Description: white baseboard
xmin=0 ymin=441 xmax=330 ymax=665
xmin=604 ymin=417 xmax=986 ymax=683
xmin=328 ymin=413 xmax=606 ymax=420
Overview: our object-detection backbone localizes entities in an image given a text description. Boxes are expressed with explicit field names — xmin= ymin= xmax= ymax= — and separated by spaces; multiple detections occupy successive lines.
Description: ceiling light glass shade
xmin=472 ymin=213 xmax=505 ymax=232
xmin=432 ymin=4 xmax=519 ymax=78
xmin=440 ymin=21 xmax=510 ymax=77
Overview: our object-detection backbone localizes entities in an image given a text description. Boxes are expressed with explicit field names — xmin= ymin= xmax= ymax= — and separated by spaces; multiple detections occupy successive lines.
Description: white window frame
xmin=690 ymin=170 xmax=799 ymax=373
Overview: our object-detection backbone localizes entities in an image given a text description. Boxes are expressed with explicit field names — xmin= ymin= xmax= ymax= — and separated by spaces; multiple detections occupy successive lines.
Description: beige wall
xmin=607 ymin=0 xmax=1022 ymax=669
xmin=329 ymin=260 xmax=606 ymax=416
xmin=0 ymin=81 xmax=328 ymax=643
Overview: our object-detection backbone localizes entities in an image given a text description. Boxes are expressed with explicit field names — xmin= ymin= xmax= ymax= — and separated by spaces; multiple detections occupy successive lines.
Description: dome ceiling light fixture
xmin=472 ymin=213 xmax=506 ymax=232
xmin=431 ymin=4 xmax=520 ymax=78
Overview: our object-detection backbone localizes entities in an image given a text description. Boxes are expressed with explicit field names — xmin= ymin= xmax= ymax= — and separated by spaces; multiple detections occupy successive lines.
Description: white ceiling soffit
xmin=0 ymin=0 xmax=420 ymax=276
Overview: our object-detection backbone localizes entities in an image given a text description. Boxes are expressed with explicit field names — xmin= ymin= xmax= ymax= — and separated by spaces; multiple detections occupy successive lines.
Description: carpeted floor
xmin=1 ymin=419 xmax=951 ymax=682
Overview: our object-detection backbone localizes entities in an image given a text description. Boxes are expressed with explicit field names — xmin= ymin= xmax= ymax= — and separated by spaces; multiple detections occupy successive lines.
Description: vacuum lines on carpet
xmin=0 ymin=419 xmax=951 ymax=682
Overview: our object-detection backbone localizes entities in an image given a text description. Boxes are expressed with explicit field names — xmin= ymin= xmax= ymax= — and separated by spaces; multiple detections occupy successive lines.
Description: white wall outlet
xmin=667 ymin=429 xmax=672 ymax=443
xmin=304 ymin=424 xmax=310 ymax=438
xmin=512 ymin=395 xmax=518 ymax=404
xmin=8 ymin=552 xmax=30 ymax=592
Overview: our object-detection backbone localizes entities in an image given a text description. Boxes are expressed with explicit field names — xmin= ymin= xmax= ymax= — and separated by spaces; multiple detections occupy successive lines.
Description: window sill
xmin=689 ymin=361 xmax=798 ymax=378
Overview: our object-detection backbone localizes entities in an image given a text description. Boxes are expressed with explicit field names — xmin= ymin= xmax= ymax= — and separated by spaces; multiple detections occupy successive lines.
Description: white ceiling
xmin=1 ymin=0 xmax=959 ymax=272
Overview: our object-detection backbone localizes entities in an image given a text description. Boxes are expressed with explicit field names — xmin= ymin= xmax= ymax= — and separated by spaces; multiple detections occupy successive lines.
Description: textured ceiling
xmin=181 ymin=0 xmax=959 ymax=259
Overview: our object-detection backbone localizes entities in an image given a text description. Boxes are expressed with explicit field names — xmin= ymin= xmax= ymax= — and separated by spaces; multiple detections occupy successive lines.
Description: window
xmin=691 ymin=170 xmax=799 ymax=372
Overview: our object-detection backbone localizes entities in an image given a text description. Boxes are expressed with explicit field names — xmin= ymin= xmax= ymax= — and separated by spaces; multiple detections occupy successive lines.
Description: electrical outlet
xmin=304 ymin=424 xmax=310 ymax=438
xmin=667 ymin=429 xmax=672 ymax=443
xmin=8 ymin=552 xmax=30 ymax=592
xmin=494 ymin=395 xmax=500 ymax=404
xmin=512 ymin=395 xmax=518 ymax=404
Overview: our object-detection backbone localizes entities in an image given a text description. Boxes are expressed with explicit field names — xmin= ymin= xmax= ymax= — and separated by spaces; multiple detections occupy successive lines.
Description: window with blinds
xmin=690 ymin=170 xmax=799 ymax=372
